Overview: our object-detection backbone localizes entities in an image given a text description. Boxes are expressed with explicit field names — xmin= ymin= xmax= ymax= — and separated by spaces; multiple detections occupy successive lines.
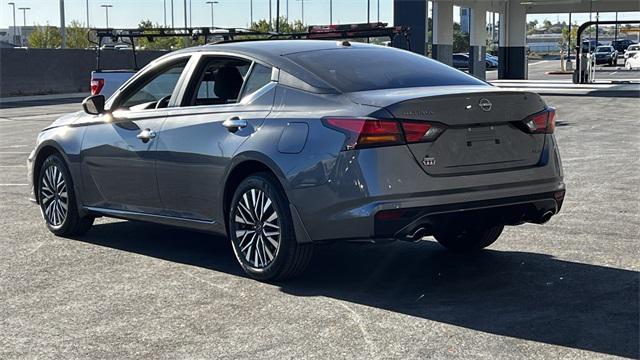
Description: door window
xmin=183 ymin=57 xmax=251 ymax=107
xmin=116 ymin=58 xmax=189 ymax=110
xmin=241 ymin=63 xmax=273 ymax=100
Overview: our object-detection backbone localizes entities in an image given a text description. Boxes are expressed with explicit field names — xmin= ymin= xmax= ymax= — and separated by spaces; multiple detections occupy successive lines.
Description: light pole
xmin=8 ymin=2 xmax=16 ymax=44
xmin=206 ymin=1 xmax=218 ymax=28
xmin=329 ymin=0 xmax=332 ymax=25
xmin=250 ymin=0 xmax=253 ymax=27
xmin=366 ymin=0 xmax=370 ymax=24
xmin=171 ymin=0 xmax=174 ymax=27
xmin=163 ymin=0 xmax=167 ymax=27
xmin=86 ymin=0 xmax=90 ymax=27
xmin=60 ymin=0 xmax=66 ymax=48
xmin=101 ymin=4 xmax=113 ymax=28
xmin=269 ymin=0 xmax=272 ymax=29
xmin=18 ymin=7 xmax=29 ymax=26
xmin=377 ymin=0 xmax=379 ymax=22
xmin=296 ymin=0 xmax=304 ymax=25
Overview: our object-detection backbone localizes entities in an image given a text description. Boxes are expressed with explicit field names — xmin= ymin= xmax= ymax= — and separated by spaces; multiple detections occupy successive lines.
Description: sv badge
xmin=422 ymin=157 xmax=436 ymax=166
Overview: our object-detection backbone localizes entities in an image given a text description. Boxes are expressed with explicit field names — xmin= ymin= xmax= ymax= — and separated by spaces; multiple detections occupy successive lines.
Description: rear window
xmin=285 ymin=47 xmax=485 ymax=93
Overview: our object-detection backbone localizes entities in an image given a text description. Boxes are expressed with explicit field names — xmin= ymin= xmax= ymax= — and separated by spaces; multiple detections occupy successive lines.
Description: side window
xmin=241 ymin=63 xmax=273 ymax=100
xmin=117 ymin=58 xmax=189 ymax=110
xmin=183 ymin=57 xmax=251 ymax=107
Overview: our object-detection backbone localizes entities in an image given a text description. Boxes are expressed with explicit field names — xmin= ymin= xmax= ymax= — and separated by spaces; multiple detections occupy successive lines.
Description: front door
xmin=80 ymin=57 xmax=190 ymax=214
xmin=155 ymin=56 xmax=276 ymax=222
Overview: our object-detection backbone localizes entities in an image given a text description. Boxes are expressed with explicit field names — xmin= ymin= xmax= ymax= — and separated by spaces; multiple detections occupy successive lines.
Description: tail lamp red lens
xmin=322 ymin=117 xmax=445 ymax=150
xmin=523 ymin=108 xmax=556 ymax=134
xmin=90 ymin=78 xmax=105 ymax=96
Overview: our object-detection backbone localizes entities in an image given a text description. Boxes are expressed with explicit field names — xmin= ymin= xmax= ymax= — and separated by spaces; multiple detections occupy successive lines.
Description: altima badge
xmin=422 ymin=157 xmax=436 ymax=166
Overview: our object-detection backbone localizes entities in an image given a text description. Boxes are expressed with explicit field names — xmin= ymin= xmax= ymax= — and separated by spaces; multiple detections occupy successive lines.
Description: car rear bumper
xmin=288 ymin=136 xmax=565 ymax=242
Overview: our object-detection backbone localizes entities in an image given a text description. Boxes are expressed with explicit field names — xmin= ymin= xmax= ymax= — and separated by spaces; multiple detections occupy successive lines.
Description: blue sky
xmin=1 ymin=0 xmax=638 ymax=29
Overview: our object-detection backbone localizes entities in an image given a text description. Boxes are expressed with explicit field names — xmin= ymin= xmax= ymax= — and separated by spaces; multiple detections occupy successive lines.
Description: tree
xmin=527 ymin=19 xmax=538 ymax=35
xmin=557 ymin=24 xmax=577 ymax=71
xmin=453 ymin=22 xmax=469 ymax=53
xmin=28 ymin=24 xmax=62 ymax=48
xmin=543 ymin=19 xmax=553 ymax=29
xmin=66 ymin=20 xmax=91 ymax=49
xmin=250 ymin=17 xmax=305 ymax=33
xmin=137 ymin=20 xmax=180 ymax=50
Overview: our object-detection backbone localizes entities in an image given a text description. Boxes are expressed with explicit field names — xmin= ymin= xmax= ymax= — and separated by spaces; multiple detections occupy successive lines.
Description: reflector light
xmin=91 ymin=78 xmax=105 ymax=96
xmin=323 ymin=118 xmax=403 ymax=149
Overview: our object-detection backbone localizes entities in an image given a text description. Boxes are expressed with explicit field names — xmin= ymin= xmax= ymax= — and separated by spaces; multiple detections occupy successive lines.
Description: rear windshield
xmin=286 ymin=47 xmax=486 ymax=93
xmin=596 ymin=46 xmax=612 ymax=52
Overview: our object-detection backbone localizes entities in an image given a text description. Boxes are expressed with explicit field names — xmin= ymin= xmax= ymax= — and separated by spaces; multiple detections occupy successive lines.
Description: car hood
xmin=43 ymin=111 xmax=85 ymax=131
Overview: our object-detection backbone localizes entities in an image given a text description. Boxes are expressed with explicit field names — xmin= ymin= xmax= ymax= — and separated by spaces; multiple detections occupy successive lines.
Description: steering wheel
xmin=155 ymin=94 xmax=172 ymax=109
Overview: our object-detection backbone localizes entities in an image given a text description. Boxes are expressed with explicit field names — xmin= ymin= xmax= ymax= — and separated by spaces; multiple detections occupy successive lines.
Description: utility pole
xmin=269 ymin=0 xmax=272 ymax=29
xmin=276 ymin=0 xmax=280 ymax=32
xmin=367 ymin=0 xmax=370 ymax=24
xmin=18 ymin=7 xmax=29 ymax=26
xmin=206 ymin=1 xmax=218 ymax=27
xmin=60 ymin=0 xmax=66 ymax=48
xmin=101 ymin=4 xmax=112 ymax=28
xmin=8 ymin=2 xmax=16 ymax=45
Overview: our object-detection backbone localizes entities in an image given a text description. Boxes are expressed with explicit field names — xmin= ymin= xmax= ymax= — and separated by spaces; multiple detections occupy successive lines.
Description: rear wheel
xmin=38 ymin=154 xmax=94 ymax=236
xmin=435 ymin=224 xmax=504 ymax=252
xmin=228 ymin=173 xmax=313 ymax=281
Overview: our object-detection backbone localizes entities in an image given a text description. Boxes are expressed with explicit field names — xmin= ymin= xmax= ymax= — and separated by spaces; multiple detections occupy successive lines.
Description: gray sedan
xmin=28 ymin=40 xmax=565 ymax=281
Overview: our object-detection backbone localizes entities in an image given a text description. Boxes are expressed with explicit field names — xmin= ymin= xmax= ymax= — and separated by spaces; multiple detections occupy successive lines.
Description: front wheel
xmin=38 ymin=154 xmax=94 ymax=236
xmin=435 ymin=224 xmax=504 ymax=252
xmin=626 ymin=61 xmax=632 ymax=70
xmin=228 ymin=173 xmax=313 ymax=281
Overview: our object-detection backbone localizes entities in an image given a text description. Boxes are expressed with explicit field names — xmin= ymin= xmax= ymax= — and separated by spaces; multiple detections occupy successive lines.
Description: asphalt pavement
xmin=0 ymin=91 xmax=638 ymax=358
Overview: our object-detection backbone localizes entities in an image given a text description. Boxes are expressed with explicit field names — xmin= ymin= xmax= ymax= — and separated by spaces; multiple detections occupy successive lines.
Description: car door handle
xmin=222 ymin=117 xmax=247 ymax=133
xmin=136 ymin=128 xmax=157 ymax=143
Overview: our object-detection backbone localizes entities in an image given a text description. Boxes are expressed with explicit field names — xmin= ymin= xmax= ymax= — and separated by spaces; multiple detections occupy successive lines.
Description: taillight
xmin=323 ymin=118 xmax=403 ymax=150
xmin=323 ymin=117 xmax=446 ymax=150
xmin=522 ymin=108 xmax=556 ymax=134
xmin=91 ymin=78 xmax=104 ymax=95
xmin=401 ymin=121 xmax=445 ymax=143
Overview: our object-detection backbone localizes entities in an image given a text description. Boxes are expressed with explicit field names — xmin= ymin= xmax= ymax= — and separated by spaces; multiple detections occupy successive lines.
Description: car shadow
xmin=78 ymin=221 xmax=639 ymax=359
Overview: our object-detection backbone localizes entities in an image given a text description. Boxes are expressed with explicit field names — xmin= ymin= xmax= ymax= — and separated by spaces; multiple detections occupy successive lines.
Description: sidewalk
xmin=490 ymin=79 xmax=640 ymax=97
xmin=0 ymin=92 xmax=87 ymax=105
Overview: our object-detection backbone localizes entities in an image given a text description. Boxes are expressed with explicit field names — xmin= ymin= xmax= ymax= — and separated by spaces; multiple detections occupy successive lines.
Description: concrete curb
xmin=0 ymin=93 xmax=87 ymax=104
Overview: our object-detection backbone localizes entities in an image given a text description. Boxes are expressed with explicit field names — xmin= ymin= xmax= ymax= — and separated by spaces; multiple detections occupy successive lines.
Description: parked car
xmin=625 ymin=51 xmax=640 ymax=70
xmin=452 ymin=53 xmax=497 ymax=69
xmin=594 ymin=46 xmax=618 ymax=65
xmin=581 ymin=39 xmax=602 ymax=52
xmin=485 ymin=54 xmax=499 ymax=68
xmin=28 ymin=40 xmax=565 ymax=281
xmin=624 ymin=44 xmax=640 ymax=59
xmin=611 ymin=39 xmax=637 ymax=52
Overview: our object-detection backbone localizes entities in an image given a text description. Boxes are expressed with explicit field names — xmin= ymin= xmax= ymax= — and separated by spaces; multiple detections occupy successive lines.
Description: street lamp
xmin=296 ymin=0 xmax=304 ymax=25
xmin=86 ymin=0 xmax=89 ymax=27
xmin=206 ymin=1 xmax=218 ymax=28
xmin=18 ymin=7 xmax=30 ymax=26
xmin=8 ymin=2 xmax=16 ymax=44
xmin=249 ymin=0 xmax=253 ymax=27
xmin=329 ymin=0 xmax=332 ymax=25
xmin=100 ymin=4 xmax=113 ymax=28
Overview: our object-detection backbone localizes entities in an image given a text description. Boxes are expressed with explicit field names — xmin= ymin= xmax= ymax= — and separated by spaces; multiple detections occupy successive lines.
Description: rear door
xmin=155 ymin=55 xmax=276 ymax=221
xmin=81 ymin=56 xmax=191 ymax=214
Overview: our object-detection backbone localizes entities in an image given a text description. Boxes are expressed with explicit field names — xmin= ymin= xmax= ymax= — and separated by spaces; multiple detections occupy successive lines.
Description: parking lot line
xmin=0 ymin=183 xmax=29 ymax=186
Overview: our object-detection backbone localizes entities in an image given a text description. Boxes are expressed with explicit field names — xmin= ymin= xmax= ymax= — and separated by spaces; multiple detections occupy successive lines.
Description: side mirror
xmin=82 ymin=95 xmax=106 ymax=115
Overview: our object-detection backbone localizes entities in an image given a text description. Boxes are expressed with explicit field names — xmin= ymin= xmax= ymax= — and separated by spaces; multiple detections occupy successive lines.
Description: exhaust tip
xmin=538 ymin=211 xmax=555 ymax=224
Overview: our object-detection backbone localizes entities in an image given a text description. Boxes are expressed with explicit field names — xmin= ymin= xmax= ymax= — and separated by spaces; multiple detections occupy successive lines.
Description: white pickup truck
xmin=90 ymin=69 xmax=136 ymax=98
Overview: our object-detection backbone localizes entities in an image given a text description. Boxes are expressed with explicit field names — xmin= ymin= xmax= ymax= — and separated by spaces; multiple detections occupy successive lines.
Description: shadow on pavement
xmin=80 ymin=221 xmax=639 ymax=359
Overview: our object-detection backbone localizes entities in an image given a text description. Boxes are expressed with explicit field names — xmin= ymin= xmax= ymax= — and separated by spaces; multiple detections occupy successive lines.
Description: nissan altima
xmin=28 ymin=40 xmax=565 ymax=280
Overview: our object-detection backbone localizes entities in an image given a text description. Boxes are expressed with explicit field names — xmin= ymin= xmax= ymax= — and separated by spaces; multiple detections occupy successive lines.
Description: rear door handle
xmin=136 ymin=128 xmax=157 ymax=143
xmin=222 ymin=117 xmax=248 ymax=133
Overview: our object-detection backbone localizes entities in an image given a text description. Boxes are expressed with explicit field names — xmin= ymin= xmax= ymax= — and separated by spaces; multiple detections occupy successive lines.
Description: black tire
xmin=228 ymin=172 xmax=313 ymax=281
xmin=435 ymin=224 xmax=504 ymax=252
xmin=38 ymin=154 xmax=94 ymax=237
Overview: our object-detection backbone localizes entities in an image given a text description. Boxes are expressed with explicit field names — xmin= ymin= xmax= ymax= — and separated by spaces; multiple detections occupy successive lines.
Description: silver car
xmin=28 ymin=40 xmax=565 ymax=281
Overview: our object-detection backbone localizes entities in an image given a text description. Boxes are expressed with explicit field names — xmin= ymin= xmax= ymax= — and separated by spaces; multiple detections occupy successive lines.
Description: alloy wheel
xmin=40 ymin=164 xmax=68 ymax=227
xmin=234 ymin=188 xmax=281 ymax=269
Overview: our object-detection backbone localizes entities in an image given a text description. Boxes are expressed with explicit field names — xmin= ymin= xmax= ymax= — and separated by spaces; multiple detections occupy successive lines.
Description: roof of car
xmin=168 ymin=40 xmax=389 ymax=94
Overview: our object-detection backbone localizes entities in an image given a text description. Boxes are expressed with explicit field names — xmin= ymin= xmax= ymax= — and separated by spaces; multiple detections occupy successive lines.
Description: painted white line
xmin=528 ymin=60 xmax=549 ymax=66
xmin=0 ymin=165 xmax=26 ymax=168
xmin=0 ymin=183 xmax=29 ymax=186
xmin=0 ymin=152 xmax=29 ymax=154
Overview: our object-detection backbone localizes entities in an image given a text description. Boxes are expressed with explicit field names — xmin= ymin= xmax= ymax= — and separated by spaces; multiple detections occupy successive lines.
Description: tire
xmin=435 ymin=224 xmax=504 ymax=252
xmin=38 ymin=154 xmax=94 ymax=237
xmin=626 ymin=62 xmax=632 ymax=70
xmin=228 ymin=172 xmax=313 ymax=281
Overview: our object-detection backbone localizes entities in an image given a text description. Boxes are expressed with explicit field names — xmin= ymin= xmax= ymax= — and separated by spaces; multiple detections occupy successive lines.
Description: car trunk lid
xmin=349 ymin=86 xmax=549 ymax=176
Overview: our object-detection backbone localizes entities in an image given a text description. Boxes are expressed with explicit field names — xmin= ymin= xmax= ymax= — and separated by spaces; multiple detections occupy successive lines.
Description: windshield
xmin=286 ymin=47 xmax=486 ymax=93
xmin=596 ymin=47 xmax=612 ymax=52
